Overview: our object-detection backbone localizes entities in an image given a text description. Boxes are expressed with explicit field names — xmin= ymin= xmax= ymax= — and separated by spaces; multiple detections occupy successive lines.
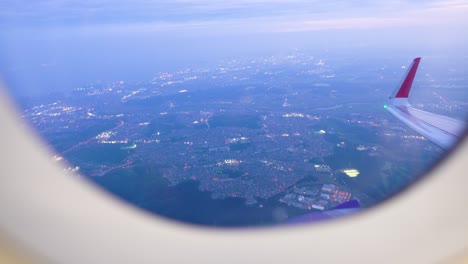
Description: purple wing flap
xmin=287 ymin=200 xmax=361 ymax=225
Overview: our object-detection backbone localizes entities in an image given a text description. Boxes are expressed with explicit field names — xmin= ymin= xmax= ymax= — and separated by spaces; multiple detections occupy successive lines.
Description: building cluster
xmin=279 ymin=184 xmax=352 ymax=211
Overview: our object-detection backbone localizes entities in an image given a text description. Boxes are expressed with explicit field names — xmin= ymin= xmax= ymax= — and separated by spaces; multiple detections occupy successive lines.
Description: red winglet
xmin=395 ymin=57 xmax=421 ymax=98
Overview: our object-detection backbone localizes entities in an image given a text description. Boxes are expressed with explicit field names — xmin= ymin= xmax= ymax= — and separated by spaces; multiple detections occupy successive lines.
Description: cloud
xmin=1 ymin=0 xmax=467 ymax=36
xmin=0 ymin=1 xmax=432 ymax=24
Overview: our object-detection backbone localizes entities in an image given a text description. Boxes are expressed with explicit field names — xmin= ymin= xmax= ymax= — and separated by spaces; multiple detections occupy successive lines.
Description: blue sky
xmin=1 ymin=0 xmax=467 ymax=95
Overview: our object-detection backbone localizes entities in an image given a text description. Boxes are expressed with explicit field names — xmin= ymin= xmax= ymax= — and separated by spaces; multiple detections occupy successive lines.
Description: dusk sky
xmin=1 ymin=0 xmax=467 ymax=95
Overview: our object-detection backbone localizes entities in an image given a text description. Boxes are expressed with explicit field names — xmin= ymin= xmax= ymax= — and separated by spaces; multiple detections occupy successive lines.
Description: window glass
xmin=1 ymin=1 xmax=467 ymax=227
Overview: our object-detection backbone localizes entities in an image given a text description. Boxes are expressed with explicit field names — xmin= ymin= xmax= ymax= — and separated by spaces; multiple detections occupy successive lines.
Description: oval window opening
xmin=1 ymin=1 xmax=467 ymax=227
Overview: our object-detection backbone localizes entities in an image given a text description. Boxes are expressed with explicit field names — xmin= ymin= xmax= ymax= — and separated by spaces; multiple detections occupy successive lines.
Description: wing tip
xmin=389 ymin=57 xmax=422 ymax=103
xmin=395 ymin=57 xmax=421 ymax=98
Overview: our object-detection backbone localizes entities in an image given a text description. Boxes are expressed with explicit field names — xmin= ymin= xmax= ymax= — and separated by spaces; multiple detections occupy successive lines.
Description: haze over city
xmin=1 ymin=0 xmax=467 ymax=95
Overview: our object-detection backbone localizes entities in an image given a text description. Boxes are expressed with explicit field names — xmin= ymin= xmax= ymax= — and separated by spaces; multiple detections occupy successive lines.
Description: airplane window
xmin=0 ymin=1 xmax=466 ymax=227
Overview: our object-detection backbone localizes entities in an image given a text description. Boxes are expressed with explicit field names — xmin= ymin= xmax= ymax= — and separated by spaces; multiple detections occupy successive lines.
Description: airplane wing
xmin=386 ymin=57 xmax=466 ymax=150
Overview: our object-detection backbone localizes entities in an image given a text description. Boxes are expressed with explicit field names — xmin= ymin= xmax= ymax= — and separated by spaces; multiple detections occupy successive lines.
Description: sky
xmin=1 ymin=0 xmax=468 ymax=95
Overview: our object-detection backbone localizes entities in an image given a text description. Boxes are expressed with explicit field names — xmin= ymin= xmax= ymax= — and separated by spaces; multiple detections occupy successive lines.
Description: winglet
xmin=390 ymin=57 xmax=421 ymax=100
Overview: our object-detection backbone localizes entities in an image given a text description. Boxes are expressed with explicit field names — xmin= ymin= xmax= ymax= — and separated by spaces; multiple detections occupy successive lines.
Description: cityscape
xmin=19 ymin=53 xmax=457 ymax=226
